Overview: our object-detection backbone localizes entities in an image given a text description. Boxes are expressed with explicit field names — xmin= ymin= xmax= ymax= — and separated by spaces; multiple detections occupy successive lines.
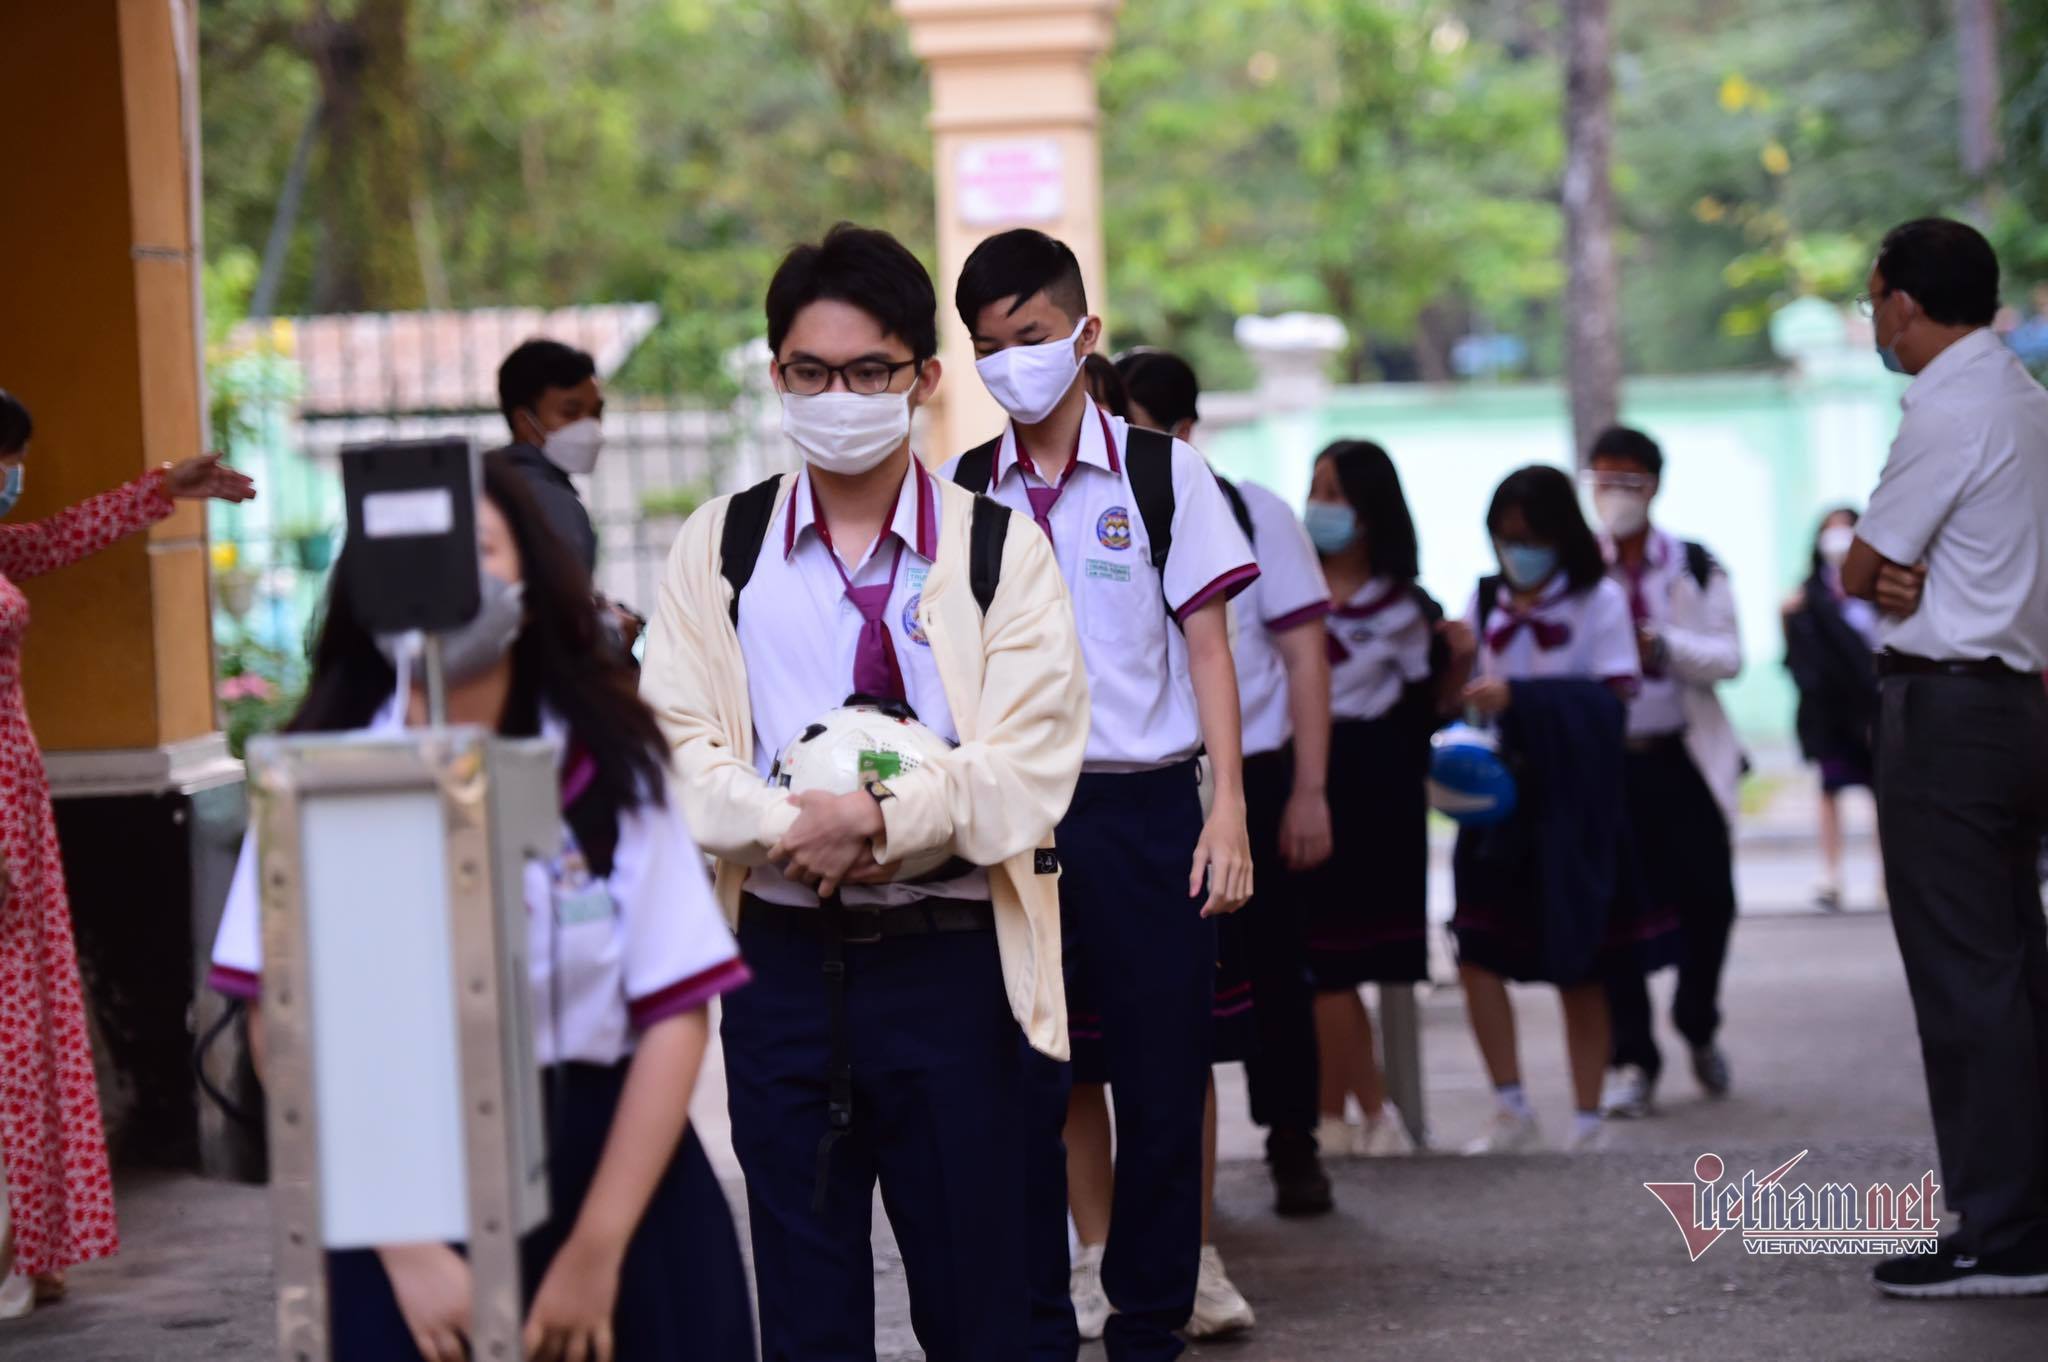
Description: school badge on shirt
xmin=551 ymin=835 xmax=614 ymax=927
xmin=1096 ymin=506 xmax=1133 ymax=551
xmin=902 ymin=591 xmax=930 ymax=646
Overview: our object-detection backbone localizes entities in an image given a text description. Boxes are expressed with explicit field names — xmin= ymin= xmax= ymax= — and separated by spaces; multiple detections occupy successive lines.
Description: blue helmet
xmin=1428 ymin=723 xmax=1517 ymax=826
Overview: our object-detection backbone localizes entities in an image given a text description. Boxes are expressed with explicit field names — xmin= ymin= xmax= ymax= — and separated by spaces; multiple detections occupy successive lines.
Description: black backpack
xmin=716 ymin=474 xmax=1012 ymax=625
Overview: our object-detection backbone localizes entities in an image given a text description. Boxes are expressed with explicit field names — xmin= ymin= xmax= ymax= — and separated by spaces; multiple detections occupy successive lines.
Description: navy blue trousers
xmin=1027 ymin=763 xmax=1212 ymax=1362
xmin=1239 ymin=745 xmax=1321 ymax=1144
xmin=722 ymin=910 xmax=1027 ymax=1361
xmin=327 ymin=1061 xmax=755 ymax=1362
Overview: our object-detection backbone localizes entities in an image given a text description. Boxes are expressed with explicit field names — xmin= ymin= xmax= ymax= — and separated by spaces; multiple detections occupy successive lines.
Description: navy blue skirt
xmin=327 ymin=1060 xmax=755 ymax=1361
xmin=1303 ymin=706 xmax=1434 ymax=988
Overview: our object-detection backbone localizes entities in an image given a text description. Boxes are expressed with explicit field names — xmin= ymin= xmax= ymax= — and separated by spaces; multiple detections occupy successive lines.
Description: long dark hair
xmin=1485 ymin=464 xmax=1606 ymax=592
xmin=1314 ymin=440 xmax=1420 ymax=580
xmin=1810 ymin=505 xmax=1860 ymax=578
xmin=290 ymin=455 xmax=668 ymax=876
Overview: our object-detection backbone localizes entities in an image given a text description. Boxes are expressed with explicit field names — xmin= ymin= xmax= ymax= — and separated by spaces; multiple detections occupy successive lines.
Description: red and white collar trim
xmin=995 ymin=394 xmax=1122 ymax=487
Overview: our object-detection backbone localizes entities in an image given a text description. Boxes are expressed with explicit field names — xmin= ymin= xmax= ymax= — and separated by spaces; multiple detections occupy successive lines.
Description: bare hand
xmin=1278 ymin=787 xmax=1332 ymax=873
xmin=1191 ymin=801 xmax=1253 ymax=917
xmin=1875 ymin=562 xmax=1928 ymax=619
xmin=164 ymin=453 xmax=256 ymax=503
xmin=1463 ymin=677 xmax=1512 ymax=718
xmin=769 ymin=789 xmax=885 ymax=898
xmin=523 ymin=1233 xmax=620 ymax=1362
xmin=377 ymin=1243 xmax=471 ymax=1362
xmin=840 ymin=857 xmax=904 ymax=886
xmin=1438 ymin=618 xmax=1477 ymax=673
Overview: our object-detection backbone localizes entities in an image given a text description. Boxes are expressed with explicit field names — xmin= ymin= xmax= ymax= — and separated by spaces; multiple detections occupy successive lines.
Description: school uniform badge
xmin=1096 ymin=506 xmax=1133 ymax=551
xmin=902 ymin=591 xmax=930 ymax=645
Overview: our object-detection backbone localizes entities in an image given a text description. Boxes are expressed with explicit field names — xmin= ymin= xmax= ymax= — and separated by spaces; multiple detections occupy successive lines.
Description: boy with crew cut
xmin=945 ymin=228 xmax=1258 ymax=1362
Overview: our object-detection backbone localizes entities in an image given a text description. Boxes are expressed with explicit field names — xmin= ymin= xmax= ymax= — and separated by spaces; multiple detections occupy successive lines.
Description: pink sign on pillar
xmin=957 ymin=138 xmax=1067 ymax=226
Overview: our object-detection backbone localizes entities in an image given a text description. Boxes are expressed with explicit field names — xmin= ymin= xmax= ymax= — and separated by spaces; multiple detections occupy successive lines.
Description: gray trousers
xmin=1876 ymin=673 xmax=2048 ymax=1257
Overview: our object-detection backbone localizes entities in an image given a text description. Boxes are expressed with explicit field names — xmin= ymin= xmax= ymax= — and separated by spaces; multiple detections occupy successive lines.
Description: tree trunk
xmin=305 ymin=0 xmax=427 ymax=313
xmin=1955 ymin=0 xmax=2002 ymax=218
xmin=1562 ymin=0 xmax=1620 ymax=465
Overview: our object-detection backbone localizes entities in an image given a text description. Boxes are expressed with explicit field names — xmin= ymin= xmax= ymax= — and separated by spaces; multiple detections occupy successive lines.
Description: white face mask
xmin=538 ymin=416 xmax=604 ymax=476
xmin=780 ymin=390 xmax=911 ymax=476
xmin=1819 ymin=524 xmax=1857 ymax=567
xmin=975 ymin=317 xmax=1089 ymax=425
xmin=1593 ymin=488 xmax=1651 ymax=539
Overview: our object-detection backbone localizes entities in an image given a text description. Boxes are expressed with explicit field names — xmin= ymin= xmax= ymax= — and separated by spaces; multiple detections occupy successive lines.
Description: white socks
xmin=1573 ymin=1109 xmax=1604 ymax=1141
xmin=1495 ymin=1083 xmax=1533 ymax=1119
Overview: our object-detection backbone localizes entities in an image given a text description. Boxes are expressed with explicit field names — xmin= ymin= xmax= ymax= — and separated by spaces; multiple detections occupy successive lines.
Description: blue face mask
xmin=0 ymin=465 xmax=23 ymax=518
xmin=1497 ymin=541 xmax=1559 ymax=591
xmin=1876 ymin=341 xmax=1907 ymax=374
xmin=1303 ymin=502 xmax=1358 ymax=554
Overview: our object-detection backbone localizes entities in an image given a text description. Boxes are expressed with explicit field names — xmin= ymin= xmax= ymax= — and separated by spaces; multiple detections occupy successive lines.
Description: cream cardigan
xmin=639 ymin=472 xmax=1089 ymax=1059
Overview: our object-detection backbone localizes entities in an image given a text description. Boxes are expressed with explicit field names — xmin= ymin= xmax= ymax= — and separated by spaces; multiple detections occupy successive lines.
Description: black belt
xmin=1876 ymin=651 xmax=2038 ymax=682
xmin=739 ymin=894 xmax=996 ymax=943
xmin=738 ymin=894 xmax=995 ymax=1213
xmin=1627 ymin=731 xmax=1688 ymax=754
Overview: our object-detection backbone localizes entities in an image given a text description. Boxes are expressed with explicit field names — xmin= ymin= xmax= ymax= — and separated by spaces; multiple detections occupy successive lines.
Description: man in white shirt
xmin=1843 ymin=217 xmax=2048 ymax=1300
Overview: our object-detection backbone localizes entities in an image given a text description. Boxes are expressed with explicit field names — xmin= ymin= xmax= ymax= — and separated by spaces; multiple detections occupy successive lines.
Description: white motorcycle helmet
xmin=768 ymin=701 xmax=958 ymax=881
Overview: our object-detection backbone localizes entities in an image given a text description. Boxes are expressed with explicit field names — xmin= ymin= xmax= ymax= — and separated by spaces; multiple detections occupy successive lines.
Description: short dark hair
xmin=1114 ymin=348 xmax=1200 ymax=430
xmin=1876 ymin=218 xmax=2000 ymax=327
xmin=498 ymin=340 xmax=596 ymax=433
xmin=1588 ymin=425 xmax=1663 ymax=477
xmin=1486 ymin=464 xmax=1606 ymax=592
xmin=955 ymin=229 xmax=1088 ymax=330
xmin=766 ymin=223 xmax=937 ymax=362
xmin=1082 ymin=354 xmax=1130 ymax=419
xmin=0 ymin=390 xmax=30 ymax=455
xmin=1315 ymin=440 xmax=1420 ymax=580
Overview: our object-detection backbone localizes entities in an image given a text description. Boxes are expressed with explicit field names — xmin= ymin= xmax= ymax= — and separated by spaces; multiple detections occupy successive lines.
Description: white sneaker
xmin=0 ymin=1229 xmax=32 ymax=1322
xmin=1601 ymin=1064 xmax=1656 ymax=1119
xmin=1070 ymin=1242 xmax=1110 ymax=1341
xmin=1565 ymin=1119 xmax=1610 ymax=1153
xmin=1462 ymin=1109 xmax=1542 ymax=1155
xmin=1314 ymin=1114 xmax=1360 ymax=1160
xmin=1357 ymin=1111 xmax=1417 ymax=1157
xmin=1185 ymin=1244 xmax=1255 ymax=1338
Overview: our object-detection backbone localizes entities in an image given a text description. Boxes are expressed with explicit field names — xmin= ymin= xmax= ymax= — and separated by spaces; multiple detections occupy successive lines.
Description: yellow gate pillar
xmin=0 ymin=3 xmax=245 ymax=1172
xmin=893 ymin=0 xmax=1121 ymax=461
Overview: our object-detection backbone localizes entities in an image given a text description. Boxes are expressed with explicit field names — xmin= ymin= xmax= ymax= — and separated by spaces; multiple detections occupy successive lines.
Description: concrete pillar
xmin=0 ymin=3 xmax=244 ymax=1170
xmin=893 ymin=0 xmax=1121 ymax=461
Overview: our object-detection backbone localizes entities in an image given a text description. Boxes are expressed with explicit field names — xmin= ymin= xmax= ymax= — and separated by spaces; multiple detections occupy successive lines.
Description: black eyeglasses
xmin=777 ymin=358 xmax=923 ymax=397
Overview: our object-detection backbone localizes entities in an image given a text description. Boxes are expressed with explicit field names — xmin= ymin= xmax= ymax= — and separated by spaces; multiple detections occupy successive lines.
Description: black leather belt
xmin=740 ymin=894 xmax=996 ymax=944
xmin=1876 ymin=651 xmax=2038 ymax=682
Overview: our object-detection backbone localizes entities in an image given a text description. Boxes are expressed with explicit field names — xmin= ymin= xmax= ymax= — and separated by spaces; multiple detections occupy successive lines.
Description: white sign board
xmin=958 ymin=138 xmax=1066 ymax=227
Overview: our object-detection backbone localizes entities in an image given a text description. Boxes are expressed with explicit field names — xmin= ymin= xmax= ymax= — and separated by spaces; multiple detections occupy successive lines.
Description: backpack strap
xmin=1475 ymin=574 xmax=1504 ymax=638
xmin=951 ymin=438 xmax=1000 ymax=495
xmin=1214 ymin=475 xmax=1255 ymax=546
xmin=718 ymin=474 xmax=785 ymax=626
xmin=968 ymin=494 xmax=1010 ymax=615
xmin=1683 ymin=539 xmax=1717 ymax=591
xmin=1123 ymin=425 xmax=1177 ymax=579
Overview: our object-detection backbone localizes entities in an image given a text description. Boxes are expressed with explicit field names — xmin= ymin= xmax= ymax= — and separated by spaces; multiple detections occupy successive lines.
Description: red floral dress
xmin=0 ymin=470 xmax=175 ymax=1278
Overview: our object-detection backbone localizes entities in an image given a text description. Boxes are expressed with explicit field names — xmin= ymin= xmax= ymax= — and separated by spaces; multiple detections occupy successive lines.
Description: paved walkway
xmin=19 ymin=901 xmax=2048 ymax=1360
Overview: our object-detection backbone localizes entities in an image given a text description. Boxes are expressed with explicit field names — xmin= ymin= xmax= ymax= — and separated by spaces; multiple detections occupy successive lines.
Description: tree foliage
xmin=198 ymin=0 xmax=2048 ymax=394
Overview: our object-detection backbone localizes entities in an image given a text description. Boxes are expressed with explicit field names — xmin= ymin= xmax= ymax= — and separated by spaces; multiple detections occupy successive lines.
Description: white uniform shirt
xmin=1858 ymin=327 xmax=2048 ymax=671
xmin=1231 ymin=481 xmax=1332 ymax=757
xmin=942 ymin=396 xmax=1259 ymax=771
xmin=738 ymin=459 xmax=988 ymax=907
xmin=208 ymin=702 xmax=749 ymax=1068
xmin=1466 ymin=574 xmax=1641 ymax=688
xmin=1329 ymin=578 xmax=1435 ymax=722
xmin=1604 ymin=529 xmax=1687 ymax=737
